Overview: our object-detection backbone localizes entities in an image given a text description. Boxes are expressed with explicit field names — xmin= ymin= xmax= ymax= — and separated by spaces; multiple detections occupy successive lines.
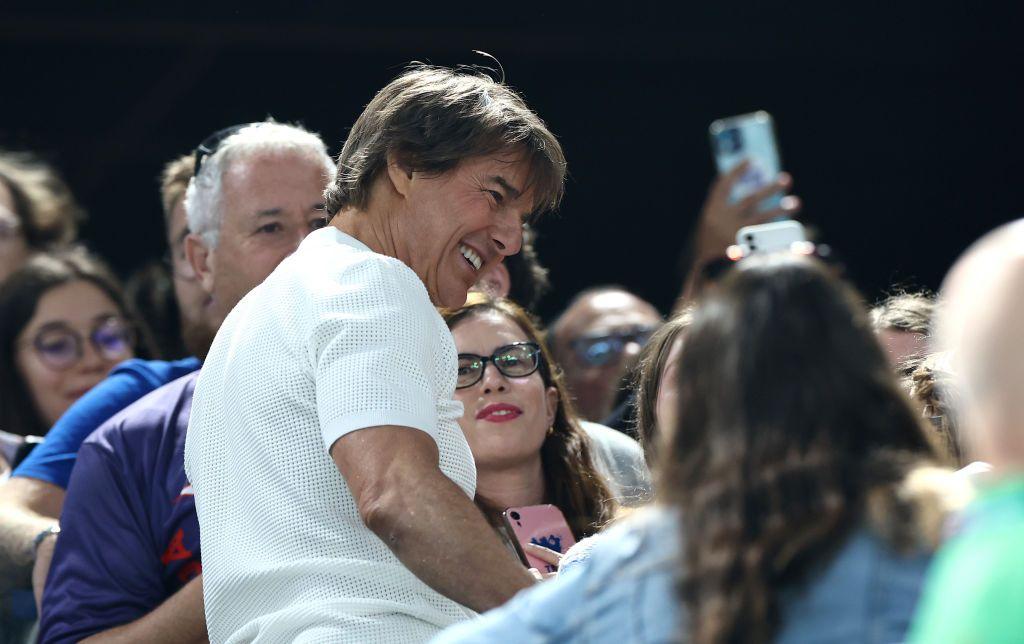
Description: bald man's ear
xmin=185 ymin=232 xmax=216 ymax=295
xmin=386 ymin=152 xmax=413 ymax=198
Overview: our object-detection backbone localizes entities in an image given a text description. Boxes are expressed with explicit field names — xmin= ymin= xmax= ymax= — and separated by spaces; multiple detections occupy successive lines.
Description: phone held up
xmin=731 ymin=220 xmax=809 ymax=260
xmin=710 ymin=110 xmax=784 ymax=215
xmin=502 ymin=504 xmax=576 ymax=574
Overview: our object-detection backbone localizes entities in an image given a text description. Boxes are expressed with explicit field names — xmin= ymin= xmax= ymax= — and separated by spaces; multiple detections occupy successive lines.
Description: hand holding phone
xmin=502 ymin=505 xmax=576 ymax=574
xmin=710 ymin=111 xmax=786 ymax=212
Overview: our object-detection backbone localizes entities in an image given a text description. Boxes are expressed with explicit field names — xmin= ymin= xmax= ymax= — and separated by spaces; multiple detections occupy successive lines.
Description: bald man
xmin=550 ymin=287 xmax=662 ymax=422
xmin=910 ymin=219 xmax=1024 ymax=642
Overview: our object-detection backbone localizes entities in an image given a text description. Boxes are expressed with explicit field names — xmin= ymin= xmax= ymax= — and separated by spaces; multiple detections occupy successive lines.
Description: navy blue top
xmin=39 ymin=372 xmax=202 ymax=643
xmin=13 ymin=357 xmax=201 ymax=489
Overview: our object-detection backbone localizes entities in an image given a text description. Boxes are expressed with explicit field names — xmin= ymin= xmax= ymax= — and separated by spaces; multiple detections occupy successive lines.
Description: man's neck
xmin=475 ymin=457 xmax=547 ymax=510
xmin=330 ymin=204 xmax=404 ymax=262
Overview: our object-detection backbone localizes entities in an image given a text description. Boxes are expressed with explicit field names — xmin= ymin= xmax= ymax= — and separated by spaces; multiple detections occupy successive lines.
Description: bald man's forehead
xmin=564 ymin=290 xmax=661 ymax=336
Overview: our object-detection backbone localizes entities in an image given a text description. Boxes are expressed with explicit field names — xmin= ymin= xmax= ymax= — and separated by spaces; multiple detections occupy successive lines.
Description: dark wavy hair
xmin=0 ymin=249 xmax=130 ymax=436
xmin=659 ymin=254 xmax=939 ymax=644
xmin=323 ymin=64 xmax=566 ymax=222
xmin=442 ymin=294 xmax=616 ymax=539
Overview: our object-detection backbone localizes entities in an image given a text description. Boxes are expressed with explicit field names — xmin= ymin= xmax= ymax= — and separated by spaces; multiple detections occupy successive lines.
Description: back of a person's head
xmin=661 ymin=253 xmax=937 ymax=644
xmin=323 ymin=63 xmax=566 ymax=220
xmin=871 ymin=291 xmax=935 ymax=335
xmin=936 ymin=218 xmax=1024 ymax=468
xmin=0 ymin=150 xmax=83 ymax=250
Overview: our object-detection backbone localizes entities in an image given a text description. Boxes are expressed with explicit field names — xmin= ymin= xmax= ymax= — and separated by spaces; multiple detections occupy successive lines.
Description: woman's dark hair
xmin=504 ymin=224 xmax=551 ymax=310
xmin=442 ymin=293 xmax=617 ymax=538
xmin=660 ymin=254 xmax=939 ymax=644
xmin=0 ymin=249 xmax=130 ymax=437
xmin=323 ymin=64 xmax=566 ymax=221
xmin=632 ymin=308 xmax=692 ymax=461
xmin=123 ymin=261 xmax=188 ymax=360
xmin=0 ymin=151 xmax=83 ymax=250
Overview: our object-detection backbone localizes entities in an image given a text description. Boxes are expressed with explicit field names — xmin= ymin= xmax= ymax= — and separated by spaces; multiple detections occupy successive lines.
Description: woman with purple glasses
xmin=0 ymin=249 xmax=135 ymax=474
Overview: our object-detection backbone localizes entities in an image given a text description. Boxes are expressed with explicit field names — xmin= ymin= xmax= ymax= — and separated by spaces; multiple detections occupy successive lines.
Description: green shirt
xmin=910 ymin=477 xmax=1024 ymax=643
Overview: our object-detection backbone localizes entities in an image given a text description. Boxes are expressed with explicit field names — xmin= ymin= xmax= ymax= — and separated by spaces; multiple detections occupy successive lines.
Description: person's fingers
xmin=528 ymin=568 xmax=544 ymax=582
xmin=747 ymin=195 xmax=802 ymax=223
xmin=525 ymin=542 xmax=562 ymax=566
xmin=709 ymin=159 xmax=751 ymax=201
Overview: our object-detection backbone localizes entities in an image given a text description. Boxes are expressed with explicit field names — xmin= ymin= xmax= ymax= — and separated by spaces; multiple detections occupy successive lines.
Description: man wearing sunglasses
xmin=35 ymin=121 xmax=335 ymax=644
xmin=550 ymin=286 xmax=663 ymax=423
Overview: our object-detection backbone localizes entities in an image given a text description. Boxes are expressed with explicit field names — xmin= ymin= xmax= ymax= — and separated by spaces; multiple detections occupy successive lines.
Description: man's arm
xmin=80 ymin=575 xmax=207 ymax=644
xmin=333 ymin=426 xmax=536 ymax=612
xmin=0 ymin=476 xmax=64 ymax=591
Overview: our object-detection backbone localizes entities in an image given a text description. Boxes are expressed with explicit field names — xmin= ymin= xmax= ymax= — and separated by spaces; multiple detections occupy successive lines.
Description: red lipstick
xmin=476 ymin=403 xmax=523 ymax=423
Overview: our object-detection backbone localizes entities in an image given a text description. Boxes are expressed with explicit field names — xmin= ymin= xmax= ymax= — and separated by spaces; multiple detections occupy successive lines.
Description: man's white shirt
xmin=185 ymin=227 xmax=477 ymax=644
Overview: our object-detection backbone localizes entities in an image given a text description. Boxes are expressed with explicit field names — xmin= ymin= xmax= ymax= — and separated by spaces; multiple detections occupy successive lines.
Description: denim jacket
xmin=433 ymin=508 xmax=931 ymax=643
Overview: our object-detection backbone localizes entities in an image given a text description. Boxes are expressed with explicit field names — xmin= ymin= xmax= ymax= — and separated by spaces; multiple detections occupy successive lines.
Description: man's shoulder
xmin=109 ymin=357 xmax=202 ymax=388
xmin=83 ymin=371 xmax=199 ymax=456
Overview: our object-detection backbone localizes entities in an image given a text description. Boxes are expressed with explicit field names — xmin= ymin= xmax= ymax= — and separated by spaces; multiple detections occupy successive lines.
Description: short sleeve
xmin=310 ymin=259 xmax=447 ymax=451
xmin=39 ymin=443 xmax=164 ymax=643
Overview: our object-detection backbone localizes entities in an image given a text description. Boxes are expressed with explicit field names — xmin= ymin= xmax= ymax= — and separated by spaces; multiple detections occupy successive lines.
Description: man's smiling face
xmin=391 ymin=151 xmax=536 ymax=309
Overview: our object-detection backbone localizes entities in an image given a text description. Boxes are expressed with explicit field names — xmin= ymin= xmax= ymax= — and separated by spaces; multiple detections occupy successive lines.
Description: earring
xmin=547 ymin=425 xmax=555 ymax=436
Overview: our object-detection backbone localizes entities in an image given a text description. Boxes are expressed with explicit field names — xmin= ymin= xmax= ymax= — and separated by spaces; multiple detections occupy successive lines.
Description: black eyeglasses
xmin=193 ymin=123 xmax=253 ymax=177
xmin=21 ymin=316 xmax=135 ymax=371
xmin=570 ymin=325 xmax=659 ymax=368
xmin=457 ymin=342 xmax=542 ymax=389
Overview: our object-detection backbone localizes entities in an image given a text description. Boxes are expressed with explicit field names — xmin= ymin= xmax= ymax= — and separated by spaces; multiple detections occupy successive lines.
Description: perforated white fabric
xmin=185 ymin=227 xmax=477 ymax=643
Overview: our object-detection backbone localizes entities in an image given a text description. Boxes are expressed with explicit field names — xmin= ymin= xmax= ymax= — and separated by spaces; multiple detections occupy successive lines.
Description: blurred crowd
xmin=0 ymin=64 xmax=1020 ymax=644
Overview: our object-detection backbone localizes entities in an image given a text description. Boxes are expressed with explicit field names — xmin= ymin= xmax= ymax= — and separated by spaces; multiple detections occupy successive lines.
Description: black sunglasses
xmin=193 ymin=123 xmax=253 ymax=177
xmin=457 ymin=342 xmax=542 ymax=389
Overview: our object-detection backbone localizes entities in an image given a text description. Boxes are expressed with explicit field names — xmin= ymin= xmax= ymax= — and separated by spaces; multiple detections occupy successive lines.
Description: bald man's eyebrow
xmin=254 ymin=208 xmax=283 ymax=218
xmin=490 ymin=176 xmax=523 ymax=200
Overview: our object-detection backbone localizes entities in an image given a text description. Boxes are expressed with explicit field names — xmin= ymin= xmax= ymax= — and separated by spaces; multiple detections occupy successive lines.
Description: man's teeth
xmin=460 ymin=244 xmax=482 ymax=271
xmin=493 ymin=409 xmax=512 ymax=416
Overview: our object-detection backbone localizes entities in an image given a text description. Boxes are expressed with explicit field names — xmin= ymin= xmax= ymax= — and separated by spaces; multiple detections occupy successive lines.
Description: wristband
xmin=32 ymin=525 xmax=60 ymax=558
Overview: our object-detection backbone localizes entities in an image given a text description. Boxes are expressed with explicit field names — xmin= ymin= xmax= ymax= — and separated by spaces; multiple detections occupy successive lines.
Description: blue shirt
xmin=433 ymin=508 xmax=931 ymax=644
xmin=13 ymin=357 xmax=201 ymax=489
xmin=39 ymin=372 xmax=202 ymax=644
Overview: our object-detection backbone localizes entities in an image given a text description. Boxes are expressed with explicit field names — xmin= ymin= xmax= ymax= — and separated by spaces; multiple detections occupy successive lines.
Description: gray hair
xmin=184 ymin=121 xmax=335 ymax=247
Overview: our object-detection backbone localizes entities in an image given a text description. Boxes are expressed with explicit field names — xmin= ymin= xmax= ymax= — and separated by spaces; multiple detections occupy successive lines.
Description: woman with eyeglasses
xmin=0 ymin=250 xmax=135 ymax=460
xmin=442 ymin=294 xmax=626 ymax=552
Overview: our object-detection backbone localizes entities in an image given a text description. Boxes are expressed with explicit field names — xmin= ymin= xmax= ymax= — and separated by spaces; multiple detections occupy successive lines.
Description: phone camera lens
xmin=745 ymin=234 xmax=754 ymax=241
xmin=509 ymin=511 xmax=520 ymax=521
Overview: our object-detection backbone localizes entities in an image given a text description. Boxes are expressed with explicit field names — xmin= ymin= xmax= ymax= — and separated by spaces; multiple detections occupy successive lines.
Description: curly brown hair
xmin=660 ymin=255 xmax=940 ymax=644
xmin=0 ymin=151 xmax=83 ymax=250
xmin=442 ymin=293 xmax=617 ymax=539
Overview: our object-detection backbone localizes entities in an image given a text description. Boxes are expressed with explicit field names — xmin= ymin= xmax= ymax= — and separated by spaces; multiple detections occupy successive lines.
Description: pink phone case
xmin=502 ymin=504 xmax=577 ymax=573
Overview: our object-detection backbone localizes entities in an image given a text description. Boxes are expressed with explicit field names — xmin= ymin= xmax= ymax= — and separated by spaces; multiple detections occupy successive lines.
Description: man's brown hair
xmin=323 ymin=64 xmax=566 ymax=221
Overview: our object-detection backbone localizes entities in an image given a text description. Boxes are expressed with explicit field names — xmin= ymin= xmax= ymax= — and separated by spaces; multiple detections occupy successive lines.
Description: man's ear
xmin=184 ymin=232 xmax=216 ymax=295
xmin=385 ymin=151 xmax=413 ymax=198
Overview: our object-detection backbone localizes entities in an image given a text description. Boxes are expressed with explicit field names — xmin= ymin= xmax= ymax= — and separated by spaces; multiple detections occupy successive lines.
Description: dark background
xmin=2 ymin=3 xmax=1022 ymax=321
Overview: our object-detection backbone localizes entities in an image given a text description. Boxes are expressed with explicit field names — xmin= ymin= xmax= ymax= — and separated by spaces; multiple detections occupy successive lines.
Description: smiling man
xmin=184 ymin=66 xmax=566 ymax=643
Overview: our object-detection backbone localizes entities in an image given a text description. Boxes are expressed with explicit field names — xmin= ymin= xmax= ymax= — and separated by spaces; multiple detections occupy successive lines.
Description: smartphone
xmin=709 ymin=111 xmax=783 ymax=213
xmin=735 ymin=220 xmax=807 ymax=257
xmin=502 ymin=504 xmax=576 ymax=573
